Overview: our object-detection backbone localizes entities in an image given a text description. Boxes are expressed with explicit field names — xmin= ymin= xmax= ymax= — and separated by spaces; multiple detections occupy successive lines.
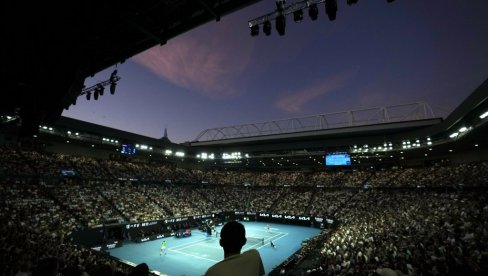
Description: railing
xmin=194 ymin=102 xmax=436 ymax=141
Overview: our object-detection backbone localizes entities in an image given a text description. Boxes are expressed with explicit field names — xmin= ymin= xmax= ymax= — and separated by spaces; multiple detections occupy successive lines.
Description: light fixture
xmin=275 ymin=14 xmax=286 ymax=36
xmin=309 ymin=4 xmax=318 ymax=21
xmin=325 ymin=0 xmax=337 ymax=21
xmin=293 ymin=9 xmax=303 ymax=22
xmin=275 ymin=0 xmax=286 ymax=12
xmin=97 ymin=84 xmax=104 ymax=96
xmin=109 ymin=69 xmax=117 ymax=95
xmin=347 ymin=0 xmax=358 ymax=5
xmin=263 ymin=21 xmax=272 ymax=36
xmin=480 ymin=111 xmax=488 ymax=119
xmin=110 ymin=70 xmax=118 ymax=82
xmin=110 ymin=82 xmax=116 ymax=95
xmin=250 ymin=24 xmax=259 ymax=36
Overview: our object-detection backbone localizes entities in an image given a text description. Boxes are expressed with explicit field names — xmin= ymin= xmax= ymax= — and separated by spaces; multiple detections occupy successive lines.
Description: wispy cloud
xmin=133 ymin=24 xmax=254 ymax=99
xmin=275 ymin=69 xmax=358 ymax=113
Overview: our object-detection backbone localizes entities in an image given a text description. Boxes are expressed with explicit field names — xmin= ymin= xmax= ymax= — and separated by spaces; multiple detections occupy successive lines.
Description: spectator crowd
xmin=0 ymin=146 xmax=486 ymax=275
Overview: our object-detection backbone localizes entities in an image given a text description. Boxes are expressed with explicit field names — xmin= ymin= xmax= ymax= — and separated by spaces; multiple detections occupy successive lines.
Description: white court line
xmin=254 ymin=229 xmax=285 ymax=235
xmin=198 ymin=243 xmax=222 ymax=249
xmin=170 ymin=237 xmax=216 ymax=250
xmin=168 ymin=248 xmax=219 ymax=263
xmin=262 ymin=226 xmax=280 ymax=230
xmin=255 ymin=233 xmax=289 ymax=250
xmin=245 ymin=232 xmax=286 ymax=251
xmin=170 ymin=236 xmax=221 ymax=252
xmin=252 ymin=229 xmax=286 ymax=240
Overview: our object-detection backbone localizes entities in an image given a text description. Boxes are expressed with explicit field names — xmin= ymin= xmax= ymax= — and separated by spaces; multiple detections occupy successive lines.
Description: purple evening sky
xmin=63 ymin=0 xmax=488 ymax=143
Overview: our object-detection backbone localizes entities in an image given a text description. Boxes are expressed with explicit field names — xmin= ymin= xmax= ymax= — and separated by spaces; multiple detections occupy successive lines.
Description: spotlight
xmin=110 ymin=70 xmax=118 ymax=82
xmin=109 ymin=69 xmax=118 ymax=94
xmin=308 ymin=4 xmax=318 ymax=21
xmin=110 ymin=82 xmax=116 ymax=95
xmin=86 ymin=92 xmax=91 ymax=101
xmin=325 ymin=0 xmax=337 ymax=21
xmin=275 ymin=0 xmax=286 ymax=12
xmin=250 ymin=24 xmax=259 ymax=36
xmin=263 ymin=20 xmax=272 ymax=36
xmin=275 ymin=14 xmax=286 ymax=36
xmin=387 ymin=0 xmax=395 ymax=2
xmin=97 ymin=84 xmax=105 ymax=96
xmin=347 ymin=0 xmax=358 ymax=5
xmin=293 ymin=9 xmax=303 ymax=23
xmin=94 ymin=91 xmax=99 ymax=100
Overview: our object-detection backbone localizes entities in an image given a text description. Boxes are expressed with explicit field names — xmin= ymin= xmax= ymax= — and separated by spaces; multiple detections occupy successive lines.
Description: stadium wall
xmin=45 ymin=141 xmax=114 ymax=159
xmin=449 ymin=148 xmax=488 ymax=164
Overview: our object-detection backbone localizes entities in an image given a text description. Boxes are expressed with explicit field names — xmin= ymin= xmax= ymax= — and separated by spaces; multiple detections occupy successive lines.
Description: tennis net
xmin=246 ymin=236 xmax=265 ymax=245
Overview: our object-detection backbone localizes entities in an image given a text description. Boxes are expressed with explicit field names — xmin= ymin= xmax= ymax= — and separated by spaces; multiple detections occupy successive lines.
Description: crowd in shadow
xmin=0 ymin=146 xmax=486 ymax=275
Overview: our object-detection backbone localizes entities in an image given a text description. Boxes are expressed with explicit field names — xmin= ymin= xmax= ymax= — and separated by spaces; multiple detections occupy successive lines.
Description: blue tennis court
xmin=108 ymin=221 xmax=321 ymax=275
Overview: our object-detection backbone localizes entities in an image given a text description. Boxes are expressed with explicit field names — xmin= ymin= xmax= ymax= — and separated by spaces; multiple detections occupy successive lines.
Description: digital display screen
xmin=325 ymin=153 xmax=351 ymax=166
xmin=61 ymin=170 xmax=76 ymax=177
xmin=121 ymin=144 xmax=136 ymax=155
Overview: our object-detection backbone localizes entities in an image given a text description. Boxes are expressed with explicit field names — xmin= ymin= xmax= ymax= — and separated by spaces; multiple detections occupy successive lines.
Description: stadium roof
xmin=189 ymin=78 xmax=488 ymax=153
xmin=23 ymin=77 xmax=484 ymax=168
xmin=3 ymin=0 xmax=261 ymax=137
xmin=3 ymin=0 xmax=486 ymax=167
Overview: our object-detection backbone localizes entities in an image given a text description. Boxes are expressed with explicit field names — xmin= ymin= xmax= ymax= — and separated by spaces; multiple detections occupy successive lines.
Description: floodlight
xmin=325 ymin=0 xmax=337 ymax=21
xmin=293 ymin=9 xmax=303 ymax=22
xmin=110 ymin=82 xmax=116 ymax=94
xmin=275 ymin=0 xmax=286 ymax=12
xmin=250 ymin=24 xmax=259 ymax=36
xmin=97 ymin=84 xmax=104 ymax=96
xmin=86 ymin=92 xmax=91 ymax=101
xmin=109 ymin=70 xmax=118 ymax=94
xmin=308 ymin=4 xmax=318 ymax=21
xmin=110 ymin=70 xmax=118 ymax=82
xmin=275 ymin=14 xmax=286 ymax=36
xmin=263 ymin=20 xmax=272 ymax=36
xmin=480 ymin=111 xmax=488 ymax=119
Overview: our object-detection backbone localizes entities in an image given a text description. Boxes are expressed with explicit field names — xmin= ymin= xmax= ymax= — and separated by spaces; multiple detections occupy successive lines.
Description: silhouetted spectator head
xmin=63 ymin=265 xmax=83 ymax=276
xmin=93 ymin=263 xmax=114 ymax=276
xmin=129 ymin=262 xmax=149 ymax=276
xmin=219 ymin=221 xmax=247 ymax=255
xmin=32 ymin=257 xmax=59 ymax=276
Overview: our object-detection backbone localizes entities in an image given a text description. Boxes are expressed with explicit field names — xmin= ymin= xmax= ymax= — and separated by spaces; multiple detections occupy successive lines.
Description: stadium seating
xmin=0 ymin=145 xmax=486 ymax=275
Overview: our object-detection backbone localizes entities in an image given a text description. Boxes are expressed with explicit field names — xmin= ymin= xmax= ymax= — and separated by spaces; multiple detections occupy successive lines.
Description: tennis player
xmin=160 ymin=240 xmax=167 ymax=255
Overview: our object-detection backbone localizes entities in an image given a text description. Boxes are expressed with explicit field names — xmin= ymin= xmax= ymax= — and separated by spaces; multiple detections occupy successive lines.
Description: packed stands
xmin=0 ymin=146 xmax=487 ymax=275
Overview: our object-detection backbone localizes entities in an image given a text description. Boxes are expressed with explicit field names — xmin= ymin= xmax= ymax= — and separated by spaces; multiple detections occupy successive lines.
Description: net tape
xmin=246 ymin=236 xmax=265 ymax=245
